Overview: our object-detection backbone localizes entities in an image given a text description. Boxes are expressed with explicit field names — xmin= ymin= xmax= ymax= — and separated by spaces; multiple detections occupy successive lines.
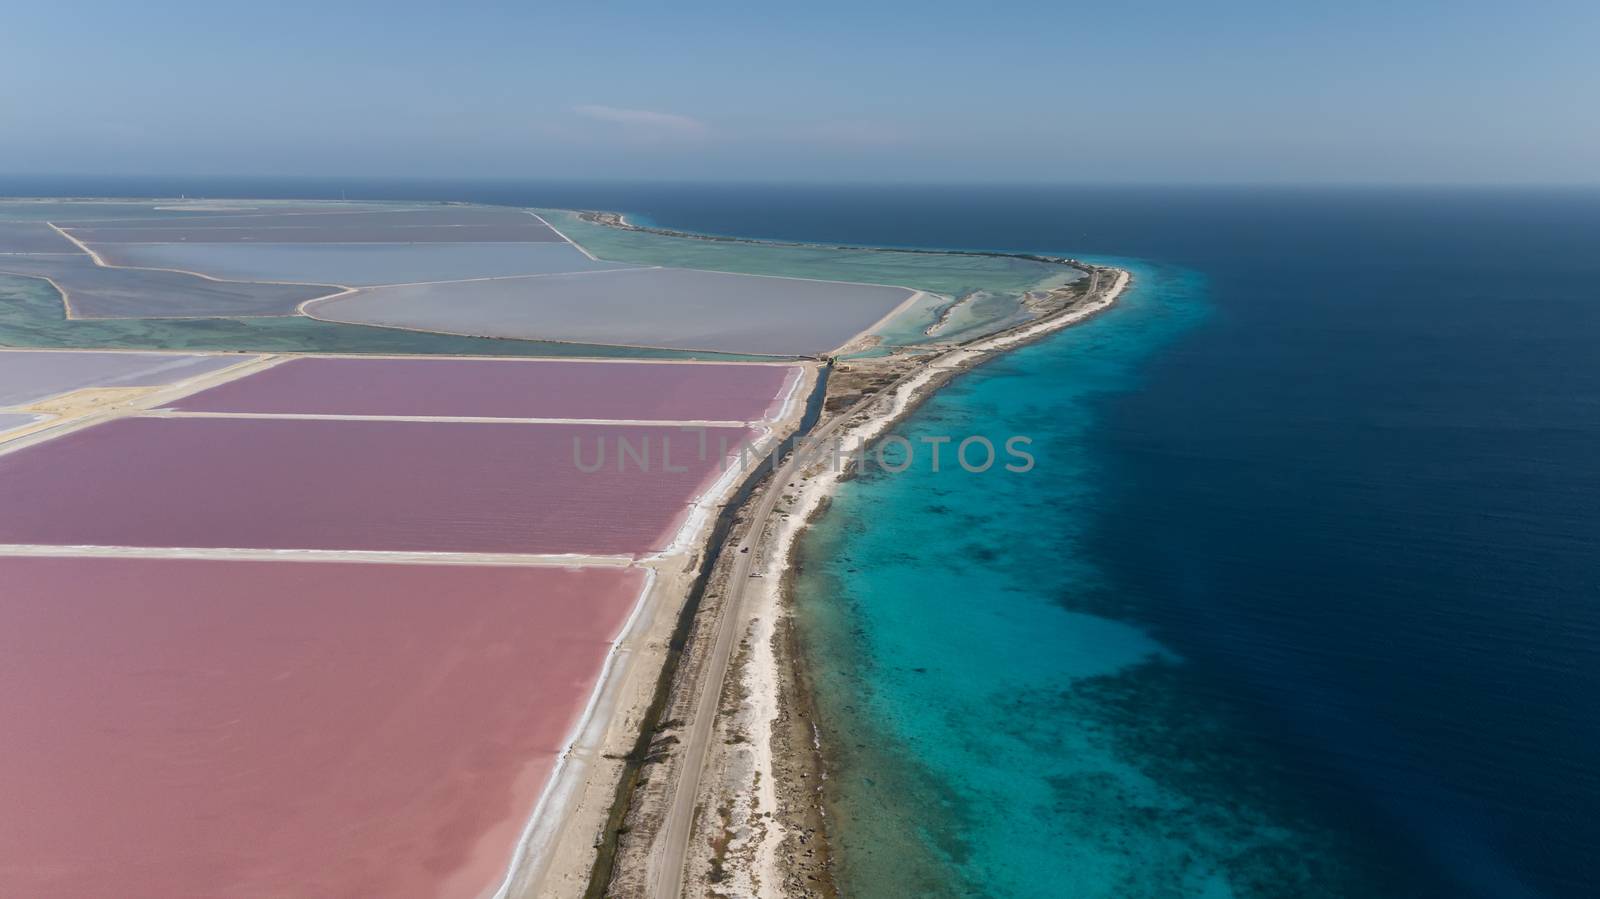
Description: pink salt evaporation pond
xmin=0 ymin=556 xmax=642 ymax=899
xmin=169 ymin=356 xmax=804 ymax=422
xmin=0 ymin=417 xmax=759 ymax=555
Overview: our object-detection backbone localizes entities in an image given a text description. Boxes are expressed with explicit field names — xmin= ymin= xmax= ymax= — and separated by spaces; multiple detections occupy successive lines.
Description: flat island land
xmin=0 ymin=196 xmax=1126 ymax=899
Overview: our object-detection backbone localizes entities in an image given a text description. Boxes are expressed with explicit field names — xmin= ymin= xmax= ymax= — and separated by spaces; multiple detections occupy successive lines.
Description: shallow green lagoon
xmin=542 ymin=210 xmax=1074 ymax=344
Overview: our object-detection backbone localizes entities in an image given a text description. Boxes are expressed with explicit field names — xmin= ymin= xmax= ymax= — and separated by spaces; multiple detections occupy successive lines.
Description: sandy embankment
xmin=682 ymin=268 xmax=1131 ymax=897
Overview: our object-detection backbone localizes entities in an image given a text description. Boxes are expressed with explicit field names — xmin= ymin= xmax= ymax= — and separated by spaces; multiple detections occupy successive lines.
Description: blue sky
xmin=4 ymin=0 xmax=1596 ymax=183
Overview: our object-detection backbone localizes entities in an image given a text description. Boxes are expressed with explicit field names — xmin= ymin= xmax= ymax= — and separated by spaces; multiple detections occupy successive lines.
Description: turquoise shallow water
xmin=796 ymin=261 xmax=1392 ymax=897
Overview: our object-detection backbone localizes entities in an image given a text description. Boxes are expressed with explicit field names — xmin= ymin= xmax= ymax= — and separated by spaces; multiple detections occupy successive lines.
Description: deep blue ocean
xmin=7 ymin=177 xmax=1597 ymax=897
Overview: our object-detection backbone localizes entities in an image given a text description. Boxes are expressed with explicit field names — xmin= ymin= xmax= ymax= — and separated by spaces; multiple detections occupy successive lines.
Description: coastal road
xmin=647 ymin=372 xmax=868 ymax=899
xmin=648 ymin=267 xmax=1106 ymax=898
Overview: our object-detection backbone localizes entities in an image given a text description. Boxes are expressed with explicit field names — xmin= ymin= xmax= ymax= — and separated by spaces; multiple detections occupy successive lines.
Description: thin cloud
xmin=572 ymin=104 xmax=707 ymax=136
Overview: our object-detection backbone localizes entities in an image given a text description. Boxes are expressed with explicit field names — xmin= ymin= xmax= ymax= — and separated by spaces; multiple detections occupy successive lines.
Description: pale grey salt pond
xmin=0 ymin=200 xmax=420 ymax=223
xmin=0 ymin=349 xmax=253 ymax=406
xmin=65 ymin=208 xmax=539 ymax=230
xmin=308 ymin=266 xmax=917 ymax=356
xmin=92 ymin=242 xmax=634 ymax=287
xmin=0 ymin=223 xmax=78 ymax=254
xmin=69 ymin=224 xmax=563 ymax=243
xmin=61 ymin=208 xmax=561 ymax=243
xmin=0 ymin=413 xmax=45 ymax=435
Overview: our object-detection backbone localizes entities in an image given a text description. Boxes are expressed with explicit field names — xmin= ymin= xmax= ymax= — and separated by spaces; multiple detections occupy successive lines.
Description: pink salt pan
xmin=0 ymin=417 xmax=758 ymax=555
xmin=0 ymin=556 xmax=642 ymax=899
xmin=169 ymin=356 xmax=803 ymax=423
